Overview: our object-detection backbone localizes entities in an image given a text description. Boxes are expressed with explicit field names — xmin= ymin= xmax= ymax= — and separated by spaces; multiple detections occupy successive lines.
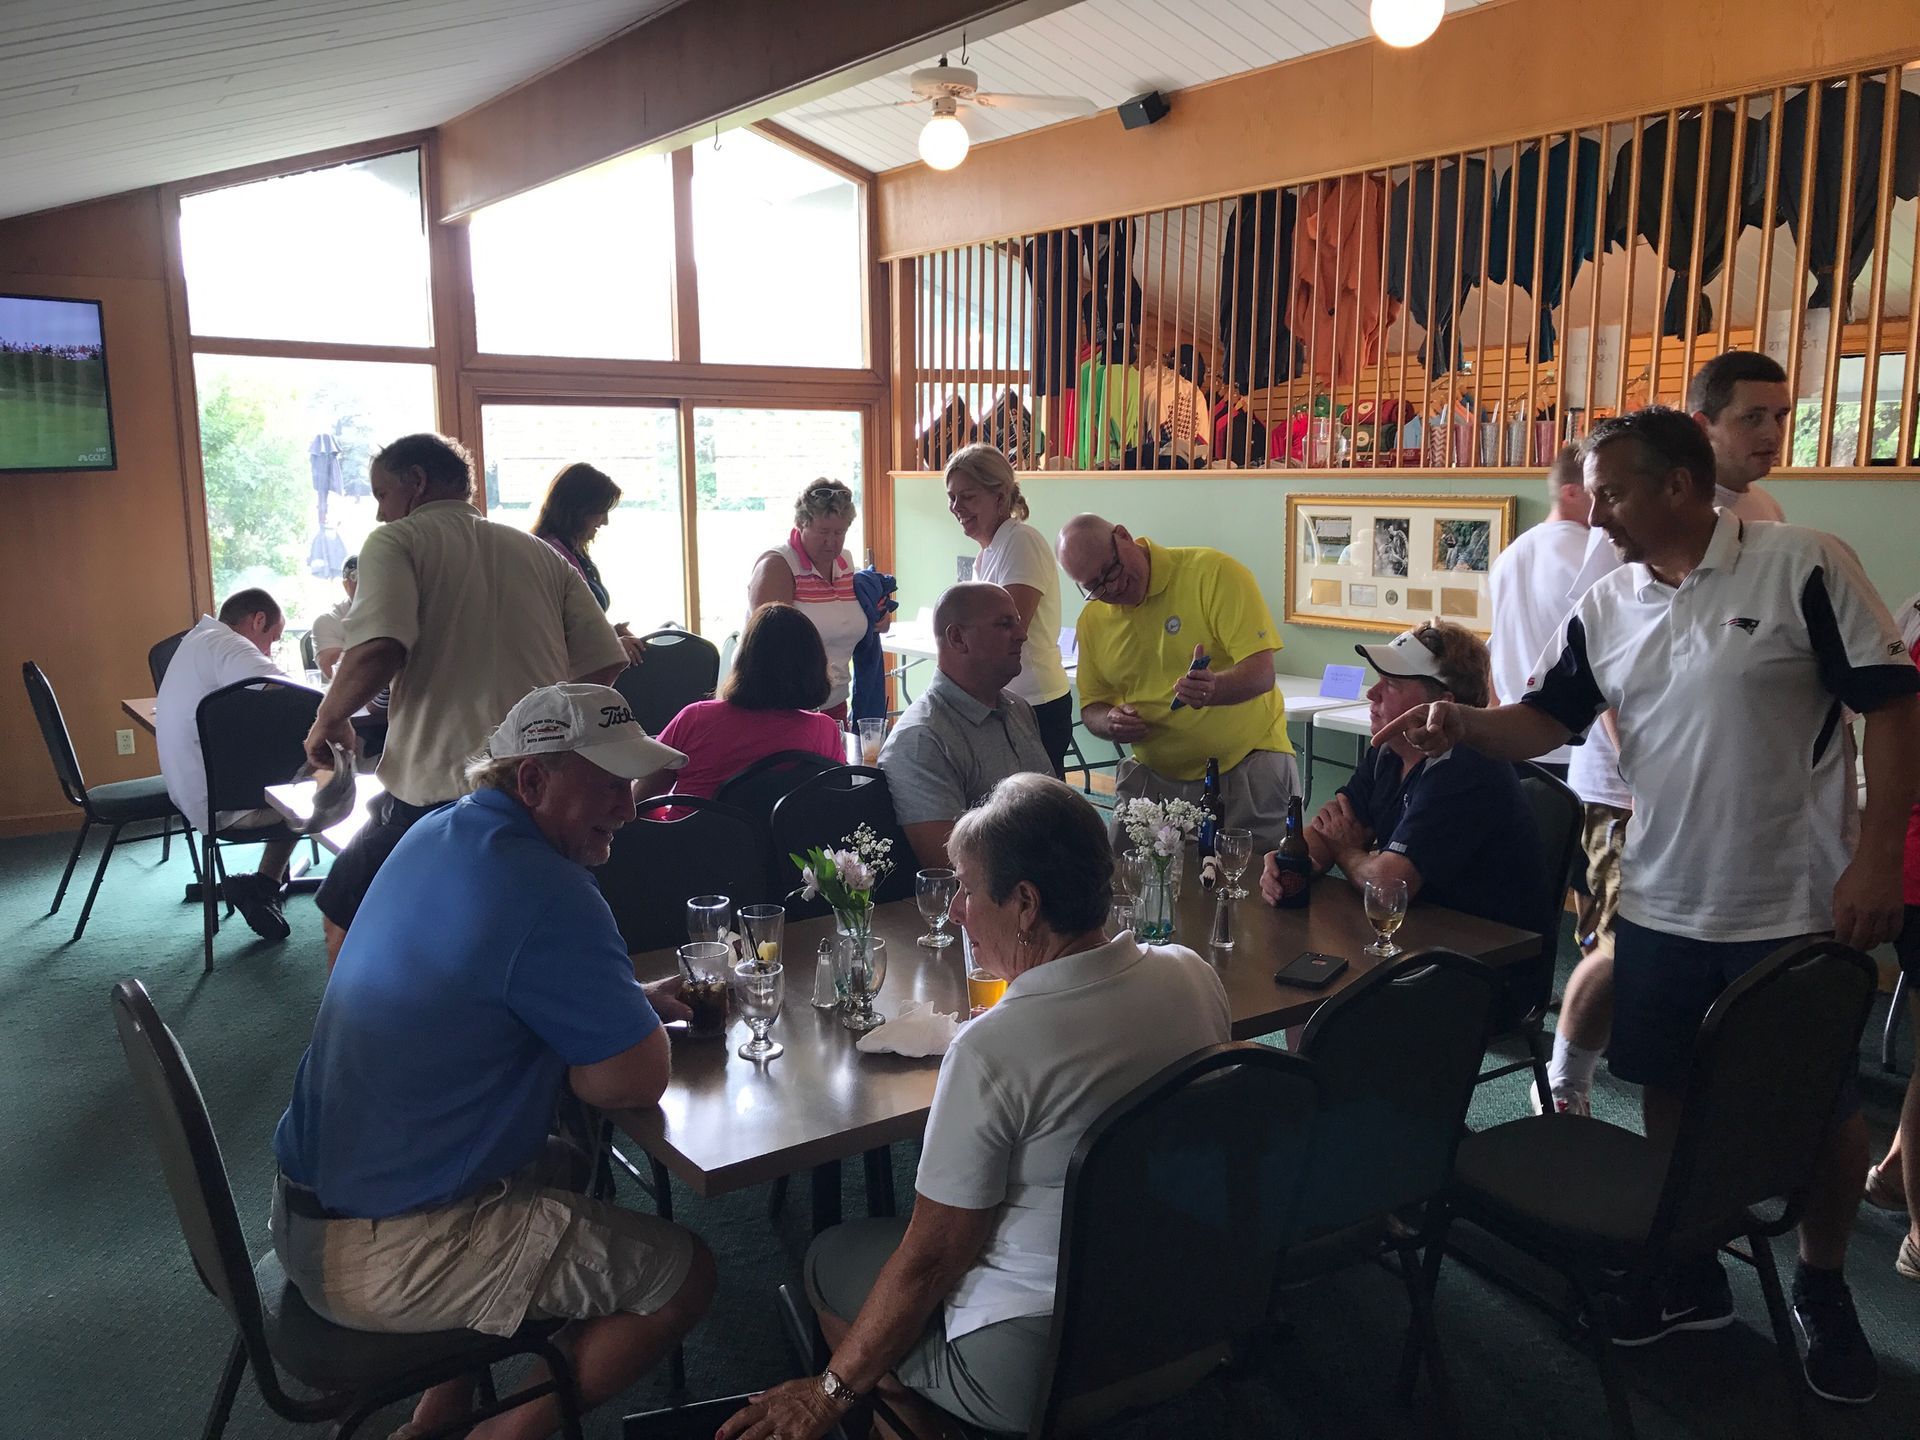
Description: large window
xmin=693 ymin=407 xmax=865 ymax=640
xmin=468 ymin=153 xmax=677 ymax=360
xmin=693 ymin=130 xmax=864 ymax=367
xmin=194 ymin=355 xmax=436 ymax=628
xmin=479 ymin=403 xmax=686 ymax=631
xmin=179 ymin=150 xmax=431 ymax=346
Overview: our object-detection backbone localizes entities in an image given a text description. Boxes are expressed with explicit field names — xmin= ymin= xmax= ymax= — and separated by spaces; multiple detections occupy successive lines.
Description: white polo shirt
xmin=914 ymin=936 xmax=1229 ymax=1339
xmin=974 ymin=518 xmax=1070 ymax=706
xmin=1522 ymin=513 xmax=1918 ymax=942
xmin=1488 ymin=518 xmax=1589 ymax=766
xmin=156 ymin=615 xmax=286 ymax=832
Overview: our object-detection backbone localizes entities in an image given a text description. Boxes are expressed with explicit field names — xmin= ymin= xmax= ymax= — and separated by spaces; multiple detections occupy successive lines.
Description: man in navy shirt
xmin=1261 ymin=621 xmax=1541 ymax=933
xmin=272 ymin=683 xmax=714 ymax=1440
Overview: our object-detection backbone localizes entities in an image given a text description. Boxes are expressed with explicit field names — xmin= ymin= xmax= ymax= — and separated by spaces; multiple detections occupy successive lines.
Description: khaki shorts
xmin=1113 ymin=748 xmax=1301 ymax=857
xmin=1579 ymin=802 xmax=1630 ymax=957
xmin=270 ymin=1140 xmax=695 ymax=1338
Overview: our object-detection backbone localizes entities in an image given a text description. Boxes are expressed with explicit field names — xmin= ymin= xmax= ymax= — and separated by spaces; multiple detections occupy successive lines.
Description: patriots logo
xmin=1722 ymin=617 xmax=1759 ymax=634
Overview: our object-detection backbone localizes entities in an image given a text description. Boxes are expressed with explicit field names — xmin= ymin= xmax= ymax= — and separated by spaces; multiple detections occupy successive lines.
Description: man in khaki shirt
xmin=306 ymin=433 xmax=627 ymax=964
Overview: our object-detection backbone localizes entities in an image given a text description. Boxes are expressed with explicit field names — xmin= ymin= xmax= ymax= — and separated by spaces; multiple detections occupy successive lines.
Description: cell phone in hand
xmin=1274 ymin=951 xmax=1348 ymax=989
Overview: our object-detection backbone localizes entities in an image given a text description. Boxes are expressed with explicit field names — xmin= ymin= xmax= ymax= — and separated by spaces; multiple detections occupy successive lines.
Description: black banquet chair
xmin=194 ymin=678 xmax=321 ymax=972
xmin=1285 ymin=950 xmax=1499 ymax=1438
xmin=777 ymin=1043 xmax=1324 ymax=1439
xmin=713 ymin=749 xmax=841 ymax=823
xmin=593 ymin=795 xmax=772 ymax=954
xmin=769 ymin=765 xmax=916 ymax=917
xmin=148 ymin=628 xmax=189 ymax=690
xmin=1475 ymin=760 xmax=1583 ymax=1108
xmin=111 ymin=978 xmax=584 ymax=1440
xmin=23 ymin=660 xmax=194 ymax=941
xmin=615 ymin=627 xmax=720 ymax=737
xmin=1434 ymin=939 xmax=1877 ymax=1439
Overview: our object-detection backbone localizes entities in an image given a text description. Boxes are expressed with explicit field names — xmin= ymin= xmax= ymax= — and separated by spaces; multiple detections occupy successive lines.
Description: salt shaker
xmin=1208 ymin=888 xmax=1234 ymax=952
xmin=811 ymin=937 xmax=840 ymax=1009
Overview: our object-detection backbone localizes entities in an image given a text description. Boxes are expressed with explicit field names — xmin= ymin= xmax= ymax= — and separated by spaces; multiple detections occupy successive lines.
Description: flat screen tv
xmin=0 ymin=293 xmax=117 ymax=473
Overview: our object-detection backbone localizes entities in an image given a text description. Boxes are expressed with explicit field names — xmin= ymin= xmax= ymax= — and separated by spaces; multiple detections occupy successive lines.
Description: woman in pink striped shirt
xmin=746 ymin=478 xmax=871 ymax=722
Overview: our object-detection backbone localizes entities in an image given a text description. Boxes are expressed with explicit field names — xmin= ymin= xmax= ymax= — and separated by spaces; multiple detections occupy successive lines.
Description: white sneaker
xmin=1530 ymin=1086 xmax=1592 ymax=1117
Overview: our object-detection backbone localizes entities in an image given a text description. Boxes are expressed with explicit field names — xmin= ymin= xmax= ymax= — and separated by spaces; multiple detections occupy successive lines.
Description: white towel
xmin=855 ymin=1000 xmax=962 ymax=1058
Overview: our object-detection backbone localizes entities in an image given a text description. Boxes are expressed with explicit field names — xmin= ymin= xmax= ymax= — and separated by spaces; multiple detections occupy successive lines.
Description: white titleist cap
xmin=1354 ymin=625 xmax=1448 ymax=682
xmin=487 ymin=684 xmax=686 ymax=780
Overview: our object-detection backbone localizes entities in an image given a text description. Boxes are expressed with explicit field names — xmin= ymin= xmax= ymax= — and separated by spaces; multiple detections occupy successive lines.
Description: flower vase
xmin=831 ymin=909 xmax=871 ymax=1011
xmin=1135 ymin=859 xmax=1176 ymax=942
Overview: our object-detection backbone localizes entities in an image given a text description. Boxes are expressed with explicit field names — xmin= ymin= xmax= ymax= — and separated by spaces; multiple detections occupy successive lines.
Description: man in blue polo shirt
xmin=272 ymin=683 xmax=714 ymax=1440
xmin=1263 ymin=621 xmax=1541 ymax=931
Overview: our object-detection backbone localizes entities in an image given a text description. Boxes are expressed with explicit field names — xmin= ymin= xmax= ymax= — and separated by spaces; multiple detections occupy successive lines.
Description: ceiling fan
xmin=831 ymin=62 xmax=1096 ymax=170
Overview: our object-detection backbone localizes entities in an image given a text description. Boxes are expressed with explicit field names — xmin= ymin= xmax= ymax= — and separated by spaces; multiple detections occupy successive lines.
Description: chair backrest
xmin=769 ymin=765 xmax=916 ymax=916
xmin=21 ymin=661 xmax=87 ymax=809
xmin=148 ymin=629 xmax=188 ymax=690
xmin=716 ymin=630 xmax=740 ymax=683
xmin=594 ymin=797 xmax=773 ymax=954
xmin=1652 ymin=939 xmax=1877 ymax=1251
xmin=617 ymin=628 xmax=722 ymax=736
xmin=1032 ymin=1043 xmax=1322 ymax=1438
xmin=297 ymin=629 xmax=318 ymax=671
xmin=195 ymin=679 xmax=323 ymax=826
xmin=714 ymin=748 xmax=843 ymax=824
xmin=110 ymin=979 xmax=284 ymax=1404
xmin=1504 ymin=761 xmax=1582 ymax=1023
xmin=1295 ymin=950 xmax=1499 ymax=1235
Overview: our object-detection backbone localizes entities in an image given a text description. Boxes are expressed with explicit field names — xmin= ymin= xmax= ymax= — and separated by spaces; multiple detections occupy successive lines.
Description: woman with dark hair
xmin=640 ymin=603 xmax=844 ymax=798
xmin=534 ymin=462 xmax=644 ymax=663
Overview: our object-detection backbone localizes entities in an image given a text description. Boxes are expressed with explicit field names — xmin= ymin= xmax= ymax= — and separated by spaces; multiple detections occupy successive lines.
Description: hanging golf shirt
xmin=1387 ymin=158 xmax=1489 ymax=377
xmin=1520 ymin=513 xmax=1918 ymax=942
xmin=1217 ymin=190 xmax=1297 ymax=391
xmin=1774 ymin=80 xmax=1920 ymax=312
xmin=1487 ymin=136 xmax=1604 ymax=362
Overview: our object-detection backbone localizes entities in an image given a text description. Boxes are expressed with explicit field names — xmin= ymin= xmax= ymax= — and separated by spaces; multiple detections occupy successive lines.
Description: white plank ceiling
xmin=776 ymin=0 xmax=1489 ymax=175
xmin=0 ymin=0 xmax=677 ymax=220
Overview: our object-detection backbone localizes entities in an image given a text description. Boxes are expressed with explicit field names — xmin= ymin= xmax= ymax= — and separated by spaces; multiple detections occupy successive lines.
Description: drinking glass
xmin=1363 ymin=878 xmax=1409 ymax=958
xmin=1108 ymin=895 xmax=1136 ymax=939
xmin=915 ymin=868 xmax=958 ymax=947
xmin=738 ymin=904 xmax=785 ymax=967
xmin=834 ymin=934 xmax=889 ymax=1032
xmin=677 ymin=941 xmax=733 ymax=1038
xmin=857 ymin=716 xmax=887 ymax=767
xmin=686 ymin=895 xmax=734 ymax=956
xmin=1217 ymin=829 xmax=1253 ymax=899
xmin=732 ymin=959 xmax=784 ymax=1061
xmin=303 ymin=667 xmax=326 ymax=690
xmin=961 ymin=928 xmax=1006 ymax=1017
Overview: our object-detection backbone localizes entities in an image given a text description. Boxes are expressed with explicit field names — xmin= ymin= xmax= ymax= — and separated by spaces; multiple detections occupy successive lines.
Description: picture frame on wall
xmin=1283 ymin=492 xmax=1519 ymax=635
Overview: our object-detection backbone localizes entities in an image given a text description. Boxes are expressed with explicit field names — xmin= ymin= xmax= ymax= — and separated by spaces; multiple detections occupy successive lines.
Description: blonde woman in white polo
xmin=747 ymin=477 xmax=870 ymax=722
xmin=944 ymin=443 xmax=1073 ymax=775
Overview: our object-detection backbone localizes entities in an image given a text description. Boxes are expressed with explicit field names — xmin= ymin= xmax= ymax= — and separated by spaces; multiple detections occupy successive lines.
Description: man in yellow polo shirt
xmin=1057 ymin=513 xmax=1296 ymax=851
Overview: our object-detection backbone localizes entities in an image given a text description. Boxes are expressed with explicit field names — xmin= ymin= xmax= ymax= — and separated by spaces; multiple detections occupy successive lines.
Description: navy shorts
xmin=1610 ymin=915 xmax=1858 ymax=1117
xmin=313 ymin=793 xmax=448 ymax=929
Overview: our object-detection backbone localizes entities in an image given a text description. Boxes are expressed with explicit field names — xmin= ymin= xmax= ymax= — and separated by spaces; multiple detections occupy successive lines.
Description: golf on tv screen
xmin=0 ymin=293 xmax=117 ymax=472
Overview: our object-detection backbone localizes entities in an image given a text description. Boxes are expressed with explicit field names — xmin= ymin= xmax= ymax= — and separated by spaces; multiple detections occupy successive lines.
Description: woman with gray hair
xmin=945 ymin=443 xmax=1073 ymax=775
xmin=719 ymin=774 xmax=1229 ymax=1440
xmin=748 ymin=477 xmax=869 ymax=721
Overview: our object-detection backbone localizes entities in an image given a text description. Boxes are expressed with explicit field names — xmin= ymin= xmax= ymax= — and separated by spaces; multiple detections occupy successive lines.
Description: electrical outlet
xmin=115 ymin=728 xmax=135 ymax=756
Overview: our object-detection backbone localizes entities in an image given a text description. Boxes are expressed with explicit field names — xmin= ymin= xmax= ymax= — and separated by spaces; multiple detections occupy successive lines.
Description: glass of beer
xmin=857 ymin=717 xmax=887 ymax=767
xmin=1363 ymin=878 xmax=1408 ymax=958
xmin=962 ymin=930 xmax=1007 ymax=1017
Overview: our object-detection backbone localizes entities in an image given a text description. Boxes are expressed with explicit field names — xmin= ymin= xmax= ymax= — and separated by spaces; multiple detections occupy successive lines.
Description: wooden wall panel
xmin=876 ymin=0 xmax=1920 ymax=257
xmin=0 ymin=192 xmax=199 ymax=833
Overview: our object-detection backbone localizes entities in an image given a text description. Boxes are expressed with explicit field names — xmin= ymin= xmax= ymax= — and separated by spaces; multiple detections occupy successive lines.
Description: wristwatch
xmin=818 ymin=1368 xmax=861 ymax=1406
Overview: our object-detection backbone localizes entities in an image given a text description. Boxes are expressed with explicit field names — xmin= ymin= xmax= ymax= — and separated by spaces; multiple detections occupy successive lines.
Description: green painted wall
xmin=894 ymin=472 xmax=1920 ymax=683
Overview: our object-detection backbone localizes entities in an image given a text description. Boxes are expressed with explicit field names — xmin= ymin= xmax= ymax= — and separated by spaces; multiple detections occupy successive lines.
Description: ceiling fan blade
xmin=821 ymin=98 xmax=927 ymax=116
xmin=968 ymin=92 xmax=1095 ymax=114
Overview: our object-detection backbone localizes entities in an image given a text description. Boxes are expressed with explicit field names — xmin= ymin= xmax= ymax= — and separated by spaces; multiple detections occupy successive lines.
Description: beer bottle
xmin=1197 ymin=757 xmax=1224 ymax=890
xmin=1272 ymin=795 xmax=1312 ymax=909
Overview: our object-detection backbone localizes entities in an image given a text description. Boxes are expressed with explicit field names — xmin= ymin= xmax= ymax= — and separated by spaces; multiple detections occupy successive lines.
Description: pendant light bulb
xmin=1369 ymin=0 xmax=1443 ymax=48
xmin=918 ymin=112 xmax=971 ymax=171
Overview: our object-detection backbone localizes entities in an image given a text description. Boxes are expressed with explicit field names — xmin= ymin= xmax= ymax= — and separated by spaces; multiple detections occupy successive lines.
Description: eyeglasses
xmin=1076 ymin=533 xmax=1126 ymax=601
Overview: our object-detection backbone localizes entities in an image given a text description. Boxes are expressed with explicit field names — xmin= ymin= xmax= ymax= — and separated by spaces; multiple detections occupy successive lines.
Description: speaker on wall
xmin=1117 ymin=90 xmax=1169 ymax=130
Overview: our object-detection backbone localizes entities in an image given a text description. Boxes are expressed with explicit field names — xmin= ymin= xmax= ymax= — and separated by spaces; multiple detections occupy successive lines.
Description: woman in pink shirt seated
xmin=650 ymin=602 xmax=844 ymax=799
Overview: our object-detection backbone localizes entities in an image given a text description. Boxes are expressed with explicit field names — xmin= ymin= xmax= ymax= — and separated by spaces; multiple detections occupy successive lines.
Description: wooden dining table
xmin=612 ymin=875 xmax=1539 ymax=1228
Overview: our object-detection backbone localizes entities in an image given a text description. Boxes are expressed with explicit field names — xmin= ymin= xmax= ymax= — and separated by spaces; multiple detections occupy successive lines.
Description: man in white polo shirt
xmin=1544 ymin=349 xmax=1797 ymax=1117
xmin=1379 ymin=407 xmax=1919 ymax=1405
xmin=156 ymin=588 xmax=301 ymax=940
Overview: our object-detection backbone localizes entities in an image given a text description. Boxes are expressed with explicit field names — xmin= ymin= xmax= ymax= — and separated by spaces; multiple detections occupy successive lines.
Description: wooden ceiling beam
xmin=435 ymin=0 xmax=1074 ymax=221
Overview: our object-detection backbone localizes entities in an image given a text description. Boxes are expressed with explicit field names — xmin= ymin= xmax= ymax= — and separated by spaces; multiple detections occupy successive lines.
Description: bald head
xmin=1056 ymin=514 xmax=1114 ymax=574
xmin=1056 ymin=513 xmax=1148 ymax=606
xmin=933 ymin=582 xmax=1028 ymax=702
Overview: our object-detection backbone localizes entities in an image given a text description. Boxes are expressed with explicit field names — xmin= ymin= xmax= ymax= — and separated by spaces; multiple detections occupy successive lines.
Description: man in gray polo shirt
xmin=880 ymin=583 xmax=1052 ymax=869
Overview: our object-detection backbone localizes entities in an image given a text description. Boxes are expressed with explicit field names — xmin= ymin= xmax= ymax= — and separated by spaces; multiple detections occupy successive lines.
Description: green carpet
xmin=3 ymin=823 xmax=1914 ymax=1439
